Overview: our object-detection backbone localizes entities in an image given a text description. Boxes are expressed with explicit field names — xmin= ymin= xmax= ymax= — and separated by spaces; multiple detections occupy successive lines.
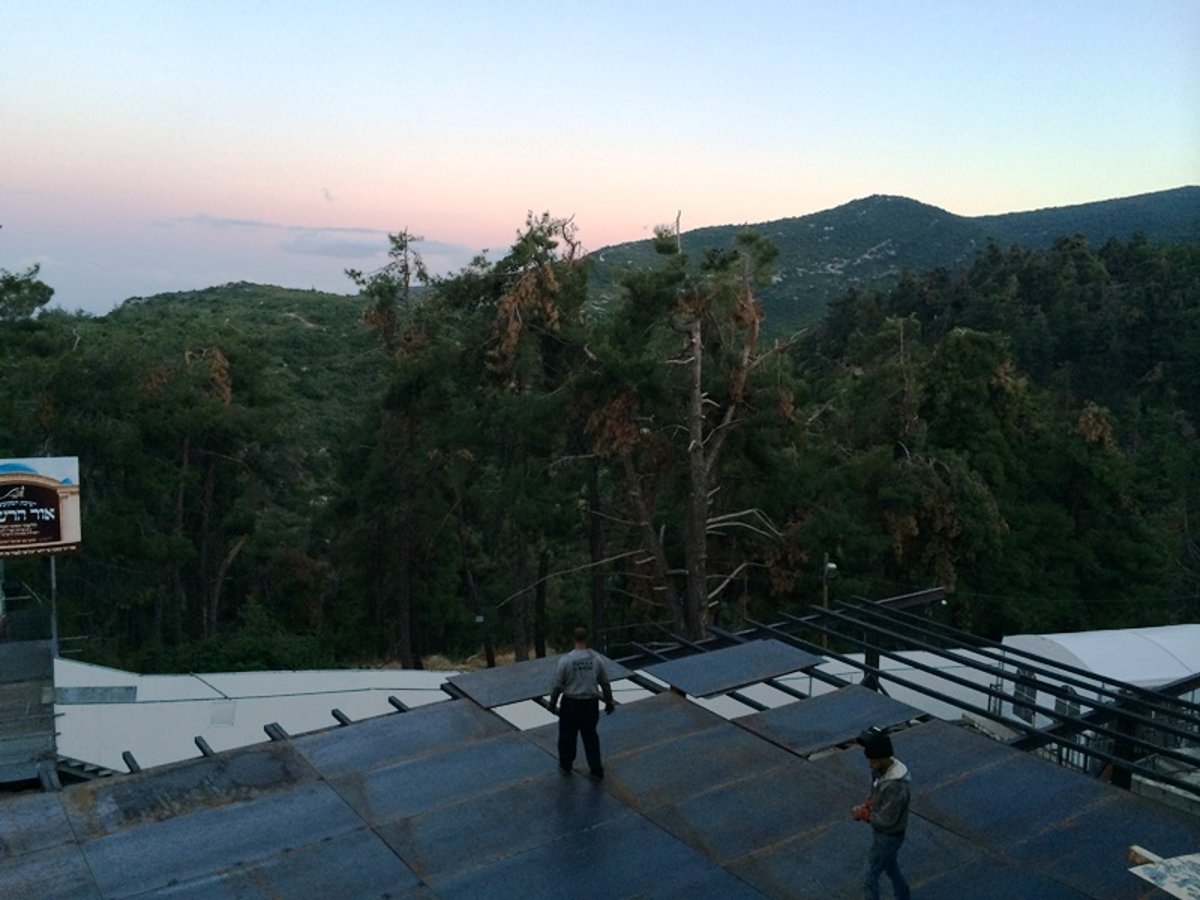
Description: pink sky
xmin=3 ymin=1 xmax=1197 ymax=314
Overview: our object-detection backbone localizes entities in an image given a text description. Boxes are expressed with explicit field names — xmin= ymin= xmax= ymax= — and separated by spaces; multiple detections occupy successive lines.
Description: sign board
xmin=0 ymin=457 xmax=81 ymax=557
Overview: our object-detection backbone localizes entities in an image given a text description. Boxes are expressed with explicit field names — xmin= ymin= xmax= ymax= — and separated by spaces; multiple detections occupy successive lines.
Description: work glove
xmin=605 ymin=702 xmax=615 ymax=716
xmin=548 ymin=704 xmax=559 ymax=717
xmin=851 ymin=805 xmax=871 ymax=822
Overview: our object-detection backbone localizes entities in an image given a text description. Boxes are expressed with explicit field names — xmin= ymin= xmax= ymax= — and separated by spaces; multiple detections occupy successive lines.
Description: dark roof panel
xmin=643 ymin=759 xmax=849 ymax=864
xmin=0 ymin=840 xmax=102 ymax=899
xmin=604 ymin=721 xmax=796 ymax=810
xmin=0 ymin=790 xmax=74 ymax=858
xmin=430 ymin=814 xmax=765 ymax=899
xmin=1010 ymin=790 xmax=1200 ymax=897
xmin=642 ymin=639 xmax=823 ymax=697
xmin=913 ymin=750 xmax=1115 ymax=845
xmin=729 ymin=813 xmax=981 ymax=898
xmin=3 ymin=638 xmax=1199 ymax=898
xmin=735 ymin=684 xmax=922 ymax=756
xmin=149 ymin=825 xmax=423 ymax=898
xmin=858 ymin=717 xmax=1018 ymax=788
xmin=326 ymin=731 xmax=554 ymax=825
xmin=293 ymin=696 xmax=512 ymax=778
xmin=377 ymin=774 xmax=633 ymax=883
xmin=448 ymin=653 xmax=632 ymax=708
xmin=524 ymin=690 xmax=725 ymax=758
xmin=914 ymin=857 xmax=1093 ymax=899
xmin=78 ymin=780 xmax=369 ymax=897
xmin=61 ymin=741 xmax=321 ymax=841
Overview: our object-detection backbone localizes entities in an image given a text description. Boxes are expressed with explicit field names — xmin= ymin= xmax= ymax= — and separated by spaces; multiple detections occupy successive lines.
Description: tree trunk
xmin=207 ymin=535 xmax=247 ymax=635
xmin=512 ymin=537 xmax=530 ymax=662
xmin=534 ymin=548 xmax=549 ymax=657
xmin=394 ymin=421 xmax=417 ymax=668
xmin=395 ymin=504 xmax=416 ymax=667
xmin=588 ymin=462 xmax=607 ymax=653
xmin=198 ymin=456 xmax=217 ymax=637
xmin=621 ymin=453 xmax=683 ymax=632
xmin=171 ymin=437 xmax=190 ymax=643
xmin=683 ymin=319 xmax=708 ymax=639
xmin=455 ymin=498 xmax=494 ymax=667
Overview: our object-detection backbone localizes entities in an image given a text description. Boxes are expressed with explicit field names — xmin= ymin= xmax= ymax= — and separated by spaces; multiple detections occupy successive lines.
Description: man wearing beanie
xmin=852 ymin=729 xmax=911 ymax=900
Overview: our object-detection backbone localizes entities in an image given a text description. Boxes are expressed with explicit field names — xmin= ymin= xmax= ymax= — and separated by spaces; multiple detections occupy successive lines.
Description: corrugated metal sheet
xmin=0 ymin=640 xmax=56 ymax=784
xmin=54 ymin=686 xmax=138 ymax=704
xmin=0 ymin=640 xmax=54 ymax=683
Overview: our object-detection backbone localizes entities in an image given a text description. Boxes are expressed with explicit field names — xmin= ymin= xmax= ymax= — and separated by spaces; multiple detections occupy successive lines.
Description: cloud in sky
xmin=177 ymin=214 xmax=283 ymax=232
xmin=4 ymin=209 xmax=482 ymax=314
xmin=279 ymin=233 xmax=384 ymax=259
xmin=178 ymin=214 xmax=395 ymax=260
xmin=173 ymin=214 xmax=478 ymax=265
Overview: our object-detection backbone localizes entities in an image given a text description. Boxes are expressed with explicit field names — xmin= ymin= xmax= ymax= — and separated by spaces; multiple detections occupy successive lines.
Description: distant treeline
xmin=1 ymin=224 xmax=1197 ymax=671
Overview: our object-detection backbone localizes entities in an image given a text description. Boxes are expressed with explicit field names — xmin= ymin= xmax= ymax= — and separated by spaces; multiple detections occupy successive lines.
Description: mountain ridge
xmin=587 ymin=185 xmax=1200 ymax=331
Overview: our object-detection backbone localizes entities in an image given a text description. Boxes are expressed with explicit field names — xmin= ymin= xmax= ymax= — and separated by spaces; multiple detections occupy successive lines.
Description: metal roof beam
xmin=816 ymin=605 xmax=1200 ymax=746
xmin=854 ymin=602 xmax=1200 ymax=724
xmin=801 ymin=608 xmax=1200 ymax=777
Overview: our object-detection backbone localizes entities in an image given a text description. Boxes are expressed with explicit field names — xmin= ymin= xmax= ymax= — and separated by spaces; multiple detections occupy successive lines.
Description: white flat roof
xmin=54 ymin=659 xmax=458 ymax=772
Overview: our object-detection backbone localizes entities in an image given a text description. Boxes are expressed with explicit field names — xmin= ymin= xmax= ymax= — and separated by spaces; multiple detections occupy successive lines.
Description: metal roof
xmin=0 ymin=640 xmax=56 ymax=785
xmin=3 ymin=639 xmax=1199 ymax=898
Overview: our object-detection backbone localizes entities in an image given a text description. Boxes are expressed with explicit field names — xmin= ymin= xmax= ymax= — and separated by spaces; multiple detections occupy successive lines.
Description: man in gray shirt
xmin=548 ymin=626 xmax=615 ymax=780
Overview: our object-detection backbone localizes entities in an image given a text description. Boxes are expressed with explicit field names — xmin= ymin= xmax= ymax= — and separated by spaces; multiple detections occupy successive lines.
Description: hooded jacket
xmin=867 ymin=758 xmax=910 ymax=835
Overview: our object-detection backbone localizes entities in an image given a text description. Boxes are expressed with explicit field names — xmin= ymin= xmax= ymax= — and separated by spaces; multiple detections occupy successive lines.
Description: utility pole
xmin=50 ymin=557 xmax=58 ymax=655
xmin=820 ymin=553 xmax=837 ymax=650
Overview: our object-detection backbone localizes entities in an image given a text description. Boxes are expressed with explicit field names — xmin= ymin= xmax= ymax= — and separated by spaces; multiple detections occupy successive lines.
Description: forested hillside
xmin=589 ymin=186 xmax=1200 ymax=333
xmin=1 ymin=218 xmax=1197 ymax=672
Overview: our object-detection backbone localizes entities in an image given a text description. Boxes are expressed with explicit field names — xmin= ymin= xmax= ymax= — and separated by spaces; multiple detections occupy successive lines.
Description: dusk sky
xmin=4 ymin=1 xmax=1198 ymax=315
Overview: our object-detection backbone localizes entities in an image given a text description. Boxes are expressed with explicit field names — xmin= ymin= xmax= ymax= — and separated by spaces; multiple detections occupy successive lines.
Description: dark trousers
xmin=864 ymin=830 xmax=909 ymax=900
xmin=557 ymin=696 xmax=602 ymax=775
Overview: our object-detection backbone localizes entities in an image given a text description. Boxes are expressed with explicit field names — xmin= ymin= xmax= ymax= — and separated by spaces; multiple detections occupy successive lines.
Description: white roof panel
xmin=54 ymin=663 xmax=459 ymax=771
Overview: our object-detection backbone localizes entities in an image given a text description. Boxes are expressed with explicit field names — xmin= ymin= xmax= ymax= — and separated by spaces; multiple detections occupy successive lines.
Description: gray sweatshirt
xmin=551 ymin=648 xmax=613 ymax=703
xmin=868 ymin=758 xmax=911 ymax=835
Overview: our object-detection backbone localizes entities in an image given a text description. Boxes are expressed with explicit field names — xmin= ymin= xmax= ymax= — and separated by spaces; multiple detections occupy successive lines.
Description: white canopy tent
xmin=1003 ymin=624 xmax=1200 ymax=689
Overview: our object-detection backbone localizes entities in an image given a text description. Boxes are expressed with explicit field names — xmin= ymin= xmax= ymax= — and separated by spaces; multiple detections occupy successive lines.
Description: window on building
xmin=1012 ymin=666 xmax=1037 ymax=722
xmin=1054 ymin=685 xmax=1081 ymax=720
